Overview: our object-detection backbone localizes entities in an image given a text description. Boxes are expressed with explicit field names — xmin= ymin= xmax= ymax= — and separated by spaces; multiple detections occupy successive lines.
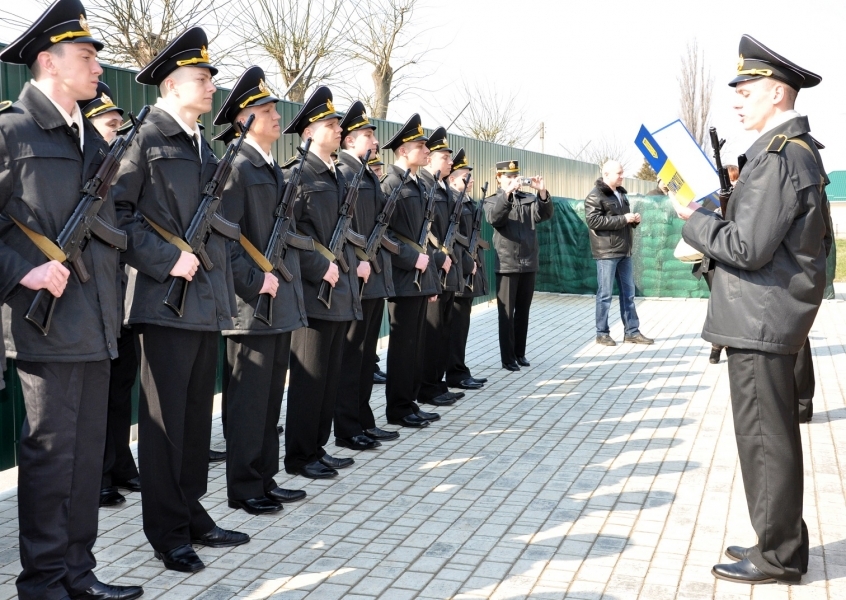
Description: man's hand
xmin=170 ymin=251 xmax=200 ymax=281
xmin=428 ymin=295 xmax=438 ymax=303
xmin=503 ymin=177 xmax=522 ymax=196
xmin=669 ymin=191 xmax=702 ymax=221
xmin=259 ymin=272 xmax=279 ymax=298
xmin=323 ymin=262 xmax=340 ymax=287
xmin=442 ymin=255 xmax=452 ymax=274
xmin=20 ymin=261 xmax=70 ymax=297
xmin=356 ymin=260 xmax=371 ymax=283
xmin=415 ymin=253 xmax=430 ymax=272
xmin=529 ymin=175 xmax=546 ymax=193
xmin=472 ymin=262 xmax=477 ymax=275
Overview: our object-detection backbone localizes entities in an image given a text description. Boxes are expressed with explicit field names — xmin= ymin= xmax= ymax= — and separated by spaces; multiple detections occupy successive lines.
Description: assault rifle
xmin=358 ymin=168 xmax=409 ymax=296
xmin=163 ymin=114 xmax=253 ymax=316
xmin=438 ymin=174 xmax=471 ymax=286
xmin=709 ymin=127 xmax=732 ymax=217
xmin=253 ymin=138 xmax=315 ymax=326
xmin=412 ymin=169 xmax=440 ymax=291
xmin=463 ymin=182 xmax=490 ymax=293
xmin=25 ymin=105 xmax=151 ymax=335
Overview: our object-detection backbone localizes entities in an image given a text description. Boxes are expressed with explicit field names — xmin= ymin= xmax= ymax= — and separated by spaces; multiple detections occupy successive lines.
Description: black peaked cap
xmin=282 ymin=86 xmax=341 ymax=136
xmin=384 ymin=113 xmax=428 ymax=151
xmin=136 ymin=27 xmax=217 ymax=86
xmin=730 ymin=34 xmax=821 ymax=89
xmin=214 ymin=65 xmax=279 ymax=126
xmin=78 ymin=81 xmax=123 ymax=118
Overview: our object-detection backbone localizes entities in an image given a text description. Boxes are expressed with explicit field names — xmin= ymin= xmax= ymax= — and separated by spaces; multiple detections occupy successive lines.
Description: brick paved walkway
xmin=1 ymin=291 xmax=845 ymax=599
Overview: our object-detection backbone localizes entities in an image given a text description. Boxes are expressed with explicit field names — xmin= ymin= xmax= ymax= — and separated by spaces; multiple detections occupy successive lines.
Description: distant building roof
xmin=828 ymin=171 xmax=846 ymax=201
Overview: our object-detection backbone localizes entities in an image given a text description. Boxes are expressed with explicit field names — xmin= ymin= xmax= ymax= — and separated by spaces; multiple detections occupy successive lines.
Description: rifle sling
xmin=390 ymin=231 xmax=425 ymax=254
xmin=238 ymin=234 xmax=274 ymax=273
xmin=297 ymin=230 xmax=336 ymax=262
xmin=10 ymin=216 xmax=66 ymax=263
xmin=144 ymin=216 xmax=193 ymax=253
xmin=354 ymin=247 xmax=369 ymax=262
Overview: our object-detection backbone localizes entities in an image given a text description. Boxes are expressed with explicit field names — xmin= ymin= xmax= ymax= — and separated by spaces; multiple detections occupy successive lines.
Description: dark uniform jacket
xmin=683 ymin=116 xmax=831 ymax=355
xmin=484 ymin=188 xmax=553 ymax=273
xmin=336 ymin=150 xmax=394 ymax=300
xmin=284 ymin=149 xmax=361 ymax=321
xmin=381 ymin=164 xmax=440 ymax=297
xmin=455 ymin=197 xmax=488 ymax=298
xmin=419 ymin=169 xmax=463 ymax=293
xmin=112 ymin=106 xmax=237 ymax=330
xmin=585 ymin=180 xmax=638 ymax=259
xmin=221 ymin=144 xmax=307 ymax=335
xmin=0 ymin=83 xmax=120 ymax=362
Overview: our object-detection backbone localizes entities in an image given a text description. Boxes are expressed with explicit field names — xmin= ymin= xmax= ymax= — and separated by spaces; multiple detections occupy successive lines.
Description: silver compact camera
xmin=520 ymin=177 xmax=532 ymax=186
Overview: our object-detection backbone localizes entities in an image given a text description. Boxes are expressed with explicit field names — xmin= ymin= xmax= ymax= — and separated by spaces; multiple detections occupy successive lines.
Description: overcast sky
xmin=3 ymin=0 xmax=845 ymax=175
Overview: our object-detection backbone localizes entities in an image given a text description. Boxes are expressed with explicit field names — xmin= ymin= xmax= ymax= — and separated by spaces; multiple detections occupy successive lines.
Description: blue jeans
xmin=595 ymin=256 xmax=640 ymax=336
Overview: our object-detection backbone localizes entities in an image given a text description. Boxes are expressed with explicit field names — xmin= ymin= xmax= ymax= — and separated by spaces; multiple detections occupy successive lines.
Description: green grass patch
xmin=836 ymin=239 xmax=846 ymax=282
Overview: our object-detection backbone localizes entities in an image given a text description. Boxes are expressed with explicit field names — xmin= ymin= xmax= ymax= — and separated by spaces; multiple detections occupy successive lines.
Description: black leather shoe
xmin=320 ymin=454 xmax=355 ymax=469
xmin=373 ymin=369 xmax=387 ymax=384
xmin=71 ymin=581 xmax=144 ymax=600
xmin=208 ymin=449 xmax=226 ymax=462
xmin=276 ymin=424 xmax=284 ymax=436
xmin=453 ymin=378 xmax=483 ymax=390
xmin=624 ymin=332 xmax=654 ymax=344
xmin=387 ymin=414 xmax=430 ymax=428
xmin=709 ymin=345 xmax=723 ymax=364
xmin=99 ymin=487 xmax=125 ymax=507
xmin=711 ymin=558 xmax=776 ymax=584
xmin=516 ymin=356 xmax=530 ymax=367
xmin=502 ymin=362 xmax=520 ymax=371
xmin=416 ymin=410 xmax=441 ymax=422
xmin=191 ymin=525 xmax=250 ymax=548
xmin=336 ymin=435 xmax=381 ymax=450
xmin=596 ymin=334 xmax=616 ymax=346
xmin=296 ymin=461 xmax=338 ymax=479
xmin=154 ymin=544 xmax=204 ymax=573
xmin=365 ymin=427 xmax=400 ymax=441
xmin=452 ymin=391 xmax=465 ymax=400
xmin=266 ymin=486 xmax=307 ymax=503
xmin=420 ymin=392 xmax=455 ymax=406
xmin=113 ymin=476 xmax=141 ymax=493
xmin=725 ymin=545 xmax=750 ymax=561
xmin=471 ymin=377 xmax=488 ymax=384
xmin=227 ymin=497 xmax=282 ymax=515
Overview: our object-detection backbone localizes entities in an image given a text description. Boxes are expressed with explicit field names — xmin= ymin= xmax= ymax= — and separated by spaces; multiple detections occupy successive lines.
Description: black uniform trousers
xmin=796 ymin=338 xmax=814 ymax=422
xmin=15 ymin=359 xmax=109 ymax=600
xmin=136 ymin=325 xmax=217 ymax=552
xmin=285 ymin=318 xmax=349 ymax=472
xmin=102 ymin=327 xmax=140 ymax=488
xmin=446 ymin=295 xmax=474 ymax=386
xmin=335 ymin=298 xmax=383 ymax=438
xmin=726 ymin=348 xmax=808 ymax=582
xmin=225 ymin=332 xmax=291 ymax=499
xmin=419 ymin=292 xmax=455 ymax=401
xmin=386 ymin=296 xmax=428 ymax=421
xmin=495 ymin=272 xmax=536 ymax=364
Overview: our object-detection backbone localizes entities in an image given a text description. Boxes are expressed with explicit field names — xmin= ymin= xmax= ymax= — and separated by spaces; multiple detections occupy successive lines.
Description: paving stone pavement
xmin=0 ymin=291 xmax=845 ymax=600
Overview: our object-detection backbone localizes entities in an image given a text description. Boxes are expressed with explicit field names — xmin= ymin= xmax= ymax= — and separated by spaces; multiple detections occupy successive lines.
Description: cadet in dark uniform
xmin=111 ymin=27 xmax=249 ymax=572
xmin=214 ymin=66 xmax=308 ymax=513
xmin=445 ymin=149 xmax=489 ymax=390
xmin=0 ymin=1 xmax=142 ymax=598
xmin=333 ymin=101 xmax=400 ymax=449
xmin=673 ymin=35 xmax=830 ymax=585
xmin=381 ymin=114 xmax=441 ymax=428
xmin=484 ymin=160 xmax=553 ymax=371
xmin=281 ymin=86 xmax=363 ymax=478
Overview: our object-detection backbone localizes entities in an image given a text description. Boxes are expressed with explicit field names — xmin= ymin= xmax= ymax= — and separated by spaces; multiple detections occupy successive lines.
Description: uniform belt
xmin=390 ymin=231 xmax=426 ymax=254
xmin=144 ymin=215 xmax=193 ymax=253
xmin=10 ymin=217 xmax=66 ymax=263
xmin=297 ymin=230 xmax=336 ymax=262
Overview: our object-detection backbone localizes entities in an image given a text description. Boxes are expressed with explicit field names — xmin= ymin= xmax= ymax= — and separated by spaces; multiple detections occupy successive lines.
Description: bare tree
xmin=452 ymin=82 xmax=529 ymax=147
xmin=561 ymin=137 xmax=631 ymax=172
xmin=678 ymin=38 xmax=714 ymax=148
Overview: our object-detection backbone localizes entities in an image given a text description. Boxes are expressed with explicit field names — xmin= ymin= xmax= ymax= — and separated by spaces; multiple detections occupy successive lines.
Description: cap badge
xmin=508 ymin=161 xmax=516 ymax=170
xmin=200 ymin=45 xmax=210 ymax=63
xmin=326 ymin=99 xmax=335 ymax=113
xmin=258 ymin=79 xmax=269 ymax=93
xmin=79 ymin=14 xmax=90 ymax=34
xmin=101 ymin=93 xmax=112 ymax=105
xmin=737 ymin=54 xmax=744 ymax=73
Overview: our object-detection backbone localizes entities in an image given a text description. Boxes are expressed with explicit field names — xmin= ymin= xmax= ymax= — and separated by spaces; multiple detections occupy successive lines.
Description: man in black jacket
xmin=112 ymin=27 xmax=249 ymax=573
xmin=0 ymin=1 xmax=142 ymax=597
xmin=585 ymin=161 xmax=653 ymax=346
xmin=673 ymin=35 xmax=830 ymax=585
xmin=485 ymin=160 xmax=553 ymax=371
xmin=281 ymin=86 xmax=364 ymax=479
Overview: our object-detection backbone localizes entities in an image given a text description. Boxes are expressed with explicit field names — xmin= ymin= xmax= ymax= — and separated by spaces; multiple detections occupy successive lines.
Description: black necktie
xmin=191 ymin=134 xmax=199 ymax=154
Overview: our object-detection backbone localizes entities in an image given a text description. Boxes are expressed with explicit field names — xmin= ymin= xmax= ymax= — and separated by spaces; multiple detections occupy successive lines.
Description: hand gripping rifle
xmin=463 ymin=182 xmax=490 ymax=293
xmin=24 ymin=105 xmax=151 ymax=335
xmin=316 ymin=149 xmax=371 ymax=308
xmin=412 ymin=170 xmax=440 ymax=291
xmin=438 ymin=174 xmax=471 ymax=287
xmin=709 ymin=127 xmax=732 ymax=217
xmin=358 ymin=168 xmax=410 ymax=296
xmin=253 ymin=138 xmax=316 ymax=326
xmin=163 ymin=114 xmax=253 ymax=317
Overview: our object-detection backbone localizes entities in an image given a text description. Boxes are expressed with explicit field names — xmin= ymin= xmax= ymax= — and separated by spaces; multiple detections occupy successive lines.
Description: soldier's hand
xmin=20 ymin=260 xmax=70 ymax=297
xmin=442 ymin=255 xmax=452 ymax=273
xmin=323 ymin=262 xmax=340 ymax=287
xmin=428 ymin=295 xmax=438 ymax=303
xmin=357 ymin=260 xmax=371 ymax=283
xmin=529 ymin=175 xmax=546 ymax=192
xmin=472 ymin=262 xmax=477 ymax=275
xmin=504 ymin=178 xmax=522 ymax=196
xmin=669 ymin=191 xmax=702 ymax=221
xmin=415 ymin=253 xmax=429 ymax=272
xmin=260 ymin=272 xmax=279 ymax=298
xmin=170 ymin=251 xmax=200 ymax=281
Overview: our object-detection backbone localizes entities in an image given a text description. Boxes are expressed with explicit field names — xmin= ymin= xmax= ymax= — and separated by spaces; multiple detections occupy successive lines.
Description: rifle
xmin=358 ymin=168 xmax=410 ymax=296
xmin=463 ymin=182 xmax=490 ymax=293
xmin=412 ymin=169 xmax=440 ymax=291
xmin=710 ymin=127 xmax=732 ymax=217
xmin=316 ymin=149 xmax=371 ymax=308
xmin=24 ymin=105 xmax=151 ymax=335
xmin=163 ymin=114 xmax=253 ymax=317
xmin=438 ymin=174 xmax=471 ymax=286
xmin=253 ymin=138 xmax=316 ymax=326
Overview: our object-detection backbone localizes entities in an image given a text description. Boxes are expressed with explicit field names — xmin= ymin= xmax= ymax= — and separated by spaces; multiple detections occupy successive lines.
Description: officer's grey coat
xmin=221 ymin=144 xmax=307 ymax=335
xmin=111 ymin=106 xmax=238 ymax=330
xmin=485 ymin=188 xmax=553 ymax=274
xmin=683 ymin=116 xmax=831 ymax=354
xmin=455 ymin=197 xmax=488 ymax=298
xmin=381 ymin=164 xmax=440 ymax=297
xmin=0 ymin=83 xmax=120 ymax=362
xmin=419 ymin=169 xmax=463 ymax=293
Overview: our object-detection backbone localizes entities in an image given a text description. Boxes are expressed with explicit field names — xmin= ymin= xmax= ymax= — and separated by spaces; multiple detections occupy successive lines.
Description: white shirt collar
xmin=760 ymin=109 xmax=802 ymax=137
xmin=31 ymin=79 xmax=84 ymax=149
xmin=307 ymin=144 xmax=335 ymax=172
xmin=244 ymin=137 xmax=274 ymax=166
xmin=155 ymin=97 xmax=202 ymax=156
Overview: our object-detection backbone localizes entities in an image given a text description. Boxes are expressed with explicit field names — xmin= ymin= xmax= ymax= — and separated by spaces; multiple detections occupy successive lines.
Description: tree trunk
xmin=371 ymin=64 xmax=393 ymax=120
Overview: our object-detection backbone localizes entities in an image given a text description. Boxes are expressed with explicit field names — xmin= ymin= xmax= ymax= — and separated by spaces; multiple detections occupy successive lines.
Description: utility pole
xmin=539 ymin=122 xmax=545 ymax=153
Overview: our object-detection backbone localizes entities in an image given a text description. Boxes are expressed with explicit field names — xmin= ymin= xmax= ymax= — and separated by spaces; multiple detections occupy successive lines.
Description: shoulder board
xmin=0 ymin=100 xmax=13 ymax=114
xmin=767 ymin=134 xmax=789 ymax=153
xmin=810 ymin=135 xmax=825 ymax=150
xmin=282 ymin=155 xmax=300 ymax=169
